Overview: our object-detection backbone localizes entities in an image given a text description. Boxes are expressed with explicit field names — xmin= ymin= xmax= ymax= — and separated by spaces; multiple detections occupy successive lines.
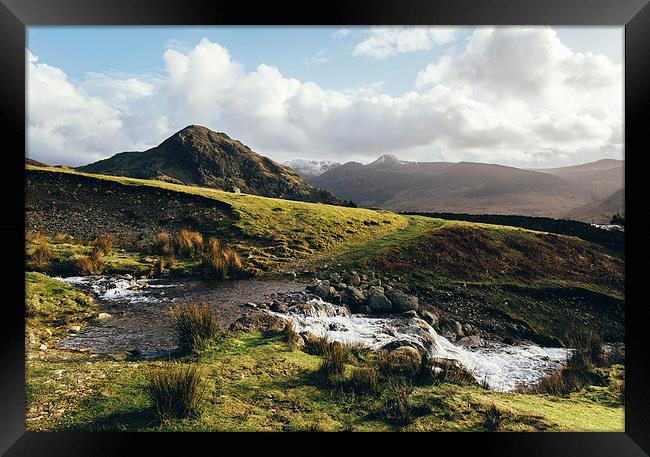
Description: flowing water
xmin=55 ymin=275 xmax=571 ymax=391
xmin=271 ymin=298 xmax=571 ymax=392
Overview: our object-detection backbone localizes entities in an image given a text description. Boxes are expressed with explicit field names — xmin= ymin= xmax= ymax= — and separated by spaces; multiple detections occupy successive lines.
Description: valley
xmin=25 ymin=161 xmax=624 ymax=432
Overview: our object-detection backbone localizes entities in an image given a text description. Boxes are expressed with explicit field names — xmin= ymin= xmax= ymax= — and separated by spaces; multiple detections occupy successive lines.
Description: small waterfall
xmin=273 ymin=297 xmax=571 ymax=392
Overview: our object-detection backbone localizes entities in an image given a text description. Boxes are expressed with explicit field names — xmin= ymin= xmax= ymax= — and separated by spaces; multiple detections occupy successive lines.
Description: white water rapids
xmin=272 ymin=298 xmax=571 ymax=392
xmin=56 ymin=275 xmax=571 ymax=392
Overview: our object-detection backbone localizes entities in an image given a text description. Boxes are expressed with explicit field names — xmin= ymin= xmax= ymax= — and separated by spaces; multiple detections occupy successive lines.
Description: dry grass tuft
xmin=76 ymin=249 xmax=107 ymax=275
xmin=152 ymin=231 xmax=174 ymax=256
xmin=172 ymin=302 xmax=222 ymax=355
xmin=176 ymin=229 xmax=204 ymax=257
xmin=146 ymin=364 xmax=208 ymax=422
xmin=92 ymin=233 xmax=116 ymax=255
xmin=380 ymin=377 xmax=412 ymax=424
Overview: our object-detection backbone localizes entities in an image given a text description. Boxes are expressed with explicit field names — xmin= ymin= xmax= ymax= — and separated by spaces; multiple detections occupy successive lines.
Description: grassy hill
xmin=26 ymin=165 xmax=406 ymax=272
xmin=25 ymin=165 xmax=625 ymax=432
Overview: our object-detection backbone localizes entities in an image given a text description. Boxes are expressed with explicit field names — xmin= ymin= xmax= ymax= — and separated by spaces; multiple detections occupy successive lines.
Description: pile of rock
xmin=301 ymin=271 xmax=482 ymax=344
xmin=306 ymin=270 xmax=424 ymax=316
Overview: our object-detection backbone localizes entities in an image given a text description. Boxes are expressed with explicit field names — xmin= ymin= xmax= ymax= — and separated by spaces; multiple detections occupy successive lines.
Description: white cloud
xmin=303 ymin=48 xmax=329 ymax=65
xmin=332 ymin=29 xmax=351 ymax=39
xmin=353 ymin=27 xmax=458 ymax=58
xmin=27 ymin=29 xmax=622 ymax=168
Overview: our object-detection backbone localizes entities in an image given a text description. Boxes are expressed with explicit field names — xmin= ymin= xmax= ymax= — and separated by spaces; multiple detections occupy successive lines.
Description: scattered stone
xmin=357 ymin=305 xmax=371 ymax=315
xmin=39 ymin=343 xmax=48 ymax=351
xmin=343 ymin=286 xmax=366 ymax=306
xmin=420 ymin=310 xmax=439 ymax=329
xmin=458 ymin=335 xmax=484 ymax=349
xmin=453 ymin=320 xmax=465 ymax=338
xmin=97 ymin=313 xmax=112 ymax=320
xmin=270 ymin=303 xmax=289 ymax=313
xmin=386 ymin=290 xmax=419 ymax=312
xmin=45 ymin=328 xmax=53 ymax=336
xmin=348 ymin=274 xmax=361 ymax=286
xmin=68 ymin=325 xmax=82 ymax=334
xmin=329 ymin=272 xmax=341 ymax=283
xmin=245 ymin=302 xmax=258 ymax=308
xmin=368 ymin=278 xmax=381 ymax=287
xmin=367 ymin=290 xmax=392 ymax=313
xmin=314 ymin=284 xmax=336 ymax=300
xmin=463 ymin=323 xmax=474 ymax=334
xmin=402 ymin=310 xmax=418 ymax=318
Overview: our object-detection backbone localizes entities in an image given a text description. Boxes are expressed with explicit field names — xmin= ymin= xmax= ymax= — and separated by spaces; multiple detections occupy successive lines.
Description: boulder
xmin=343 ymin=286 xmax=366 ymax=306
xmin=329 ymin=272 xmax=341 ymax=283
xmin=368 ymin=278 xmax=381 ymax=287
xmin=68 ymin=325 xmax=82 ymax=334
xmin=390 ymin=346 xmax=423 ymax=367
xmin=420 ymin=310 xmax=439 ymax=329
xmin=270 ymin=303 xmax=289 ymax=313
xmin=386 ymin=290 xmax=419 ymax=312
xmin=97 ymin=312 xmax=112 ymax=320
xmin=453 ymin=320 xmax=465 ymax=338
xmin=357 ymin=305 xmax=371 ymax=315
xmin=314 ymin=283 xmax=335 ymax=300
xmin=463 ymin=323 xmax=474 ymax=335
xmin=348 ymin=274 xmax=361 ymax=286
xmin=458 ymin=335 xmax=484 ymax=349
xmin=367 ymin=290 xmax=392 ymax=313
xmin=402 ymin=310 xmax=418 ymax=319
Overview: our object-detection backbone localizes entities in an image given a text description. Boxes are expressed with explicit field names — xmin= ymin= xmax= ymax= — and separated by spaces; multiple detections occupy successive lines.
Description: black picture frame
xmin=1 ymin=0 xmax=649 ymax=454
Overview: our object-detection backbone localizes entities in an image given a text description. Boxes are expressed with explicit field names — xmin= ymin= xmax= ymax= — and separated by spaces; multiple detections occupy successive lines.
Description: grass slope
xmin=26 ymin=331 xmax=623 ymax=432
xmin=26 ymin=165 xmax=407 ymax=271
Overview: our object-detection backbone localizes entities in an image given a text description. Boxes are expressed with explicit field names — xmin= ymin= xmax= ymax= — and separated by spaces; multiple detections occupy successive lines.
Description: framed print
xmin=1 ymin=0 xmax=649 ymax=454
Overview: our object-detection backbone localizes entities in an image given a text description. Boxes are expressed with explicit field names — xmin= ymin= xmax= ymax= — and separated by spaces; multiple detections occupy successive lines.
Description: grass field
xmin=26 ymin=330 xmax=624 ymax=432
xmin=25 ymin=166 xmax=625 ymax=432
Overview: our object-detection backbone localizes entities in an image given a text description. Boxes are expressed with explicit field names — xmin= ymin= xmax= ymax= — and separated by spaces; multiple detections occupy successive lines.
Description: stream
xmin=56 ymin=274 xmax=571 ymax=391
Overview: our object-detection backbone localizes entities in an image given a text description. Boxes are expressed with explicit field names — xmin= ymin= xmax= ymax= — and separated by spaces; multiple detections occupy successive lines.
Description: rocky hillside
xmin=77 ymin=125 xmax=343 ymax=205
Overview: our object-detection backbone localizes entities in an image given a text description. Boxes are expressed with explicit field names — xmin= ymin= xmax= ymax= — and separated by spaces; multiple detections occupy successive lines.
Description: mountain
xmin=284 ymin=159 xmax=341 ymax=178
xmin=77 ymin=125 xmax=343 ymax=205
xmin=565 ymin=188 xmax=624 ymax=224
xmin=311 ymin=155 xmax=603 ymax=219
xmin=531 ymin=159 xmax=624 ymax=201
xmin=25 ymin=157 xmax=49 ymax=167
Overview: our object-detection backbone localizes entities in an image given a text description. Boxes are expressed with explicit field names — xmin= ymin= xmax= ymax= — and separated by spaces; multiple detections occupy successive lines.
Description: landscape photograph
xmin=25 ymin=26 xmax=625 ymax=432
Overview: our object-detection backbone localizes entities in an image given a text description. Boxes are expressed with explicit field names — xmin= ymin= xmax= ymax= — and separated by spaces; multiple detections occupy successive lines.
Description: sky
xmin=26 ymin=26 xmax=623 ymax=168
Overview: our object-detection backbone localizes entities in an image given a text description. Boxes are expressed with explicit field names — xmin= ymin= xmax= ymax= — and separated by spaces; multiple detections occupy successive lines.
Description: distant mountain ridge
xmin=77 ymin=125 xmax=344 ymax=205
xmin=284 ymin=159 xmax=341 ymax=178
xmin=310 ymin=156 xmax=624 ymax=223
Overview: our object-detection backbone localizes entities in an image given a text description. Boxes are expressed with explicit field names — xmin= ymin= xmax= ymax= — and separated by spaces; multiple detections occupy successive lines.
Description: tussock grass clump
xmin=176 ymin=229 xmax=204 ymax=257
xmin=172 ymin=302 xmax=221 ymax=355
xmin=380 ymin=377 xmax=413 ymax=424
xmin=317 ymin=341 xmax=347 ymax=384
xmin=482 ymin=404 xmax=503 ymax=432
xmin=200 ymin=237 xmax=243 ymax=280
xmin=377 ymin=349 xmax=420 ymax=380
xmin=152 ymin=231 xmax=174 ymax=256
xmin=92 ymin=233 xmax=116 ymax=255
xmin=304 ymin=335 xmax=332 ymax=356
xmin=75 ymin=249 xmax=107 ymax=275
xmin=223 ymin=248 xmax=242 ymax=270
xmin=526 ymin=329 xmax=608 ymax=396
xmin=26 ymin=230 xmax=47 ymax=245
xmin=28 ymin=240 xmax=54 ymax=270
xmin=349 ymin=366 xmax=379 ymax=394
xmin=146 ymin=364 xmax=208 ymax=422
